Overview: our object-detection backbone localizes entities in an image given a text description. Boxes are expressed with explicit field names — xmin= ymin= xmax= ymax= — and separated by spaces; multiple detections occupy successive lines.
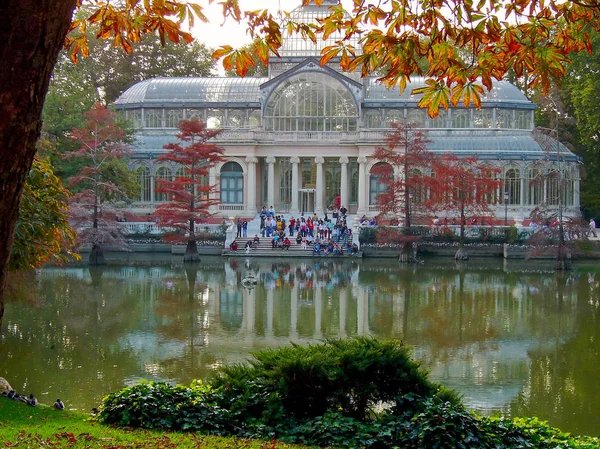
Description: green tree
xmin=10 ymin=157 xmax=78 ymax=271
xmin=563 ymin=29 xmax=600 ymax=219
xmin=42 ymin=27 xmax=217 ymax=181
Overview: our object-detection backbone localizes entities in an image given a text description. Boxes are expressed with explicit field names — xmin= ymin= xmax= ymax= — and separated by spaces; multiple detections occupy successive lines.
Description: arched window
xmin=184 ymin=108 xmax=203 ymax=120
xmin=249 ymin=110 xmax=261 ymax=128
xmin=474 ymin=109 xmax=492 ymax=128
xmin=364 ymin=110 xmax=382 ymax=128
xmin=207 ymin=109 xmax=224 ymax=129
xmin=369 ymin=162 xmax=390 ymax=204
xmin=154 ymin=166 xmax=171 ymax=202
xmin=127 ymin=110 xmax=142 ymax=129
xmin=279 ymin=159 xmax=292 ymax=207
xmin=264 ymin=72 xmax=358 ymax=132
xmin=220 ymin=162 xmax=244 ymax=204
xmin=407 ymin=109 xmax=426 ymax=128
xmin=136 ymin=167 xmax=151 ymax=202
xmin=409 ymin=169 xmax=426 ymax=203
xmin=504 ymin=168 xmax=521 ymax=205
xmin=525 ymin=167 xmax=543 ymax=205
xmin=496 ymin=109 xmax=513 ymax=129
xmin=429 ymin=109 xmax=447 ymax=128
xmin=227 ymin=109 xmax=245 ymax=128
xmin=547 ymin=168 xmax=560 ymax=205
xmin=562 ymin=168 xmax=574 ymax=206
xmin=385 ymin=109 xmax=403 ymax=127
xmin=350 ymin=166 xmax=358 ymax=204
xmin=144 ymin=109 xmax=163 ymax=128
xmin=165 ymin=109 xmax=182 ymax=128
xmin=516 ymin=111 xmax=531 ymax=130
xmin=451 ymin=110 xmax=470 ymax=128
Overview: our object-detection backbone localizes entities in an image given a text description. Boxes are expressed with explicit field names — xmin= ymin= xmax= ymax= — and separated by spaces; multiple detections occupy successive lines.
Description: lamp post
xmin=504 ymin=191 xmax=509 ymax=226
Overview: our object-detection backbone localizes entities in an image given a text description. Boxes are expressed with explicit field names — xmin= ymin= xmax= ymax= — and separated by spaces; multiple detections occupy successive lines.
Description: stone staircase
xmin=224 ymin=213 xmax=359 ymax=258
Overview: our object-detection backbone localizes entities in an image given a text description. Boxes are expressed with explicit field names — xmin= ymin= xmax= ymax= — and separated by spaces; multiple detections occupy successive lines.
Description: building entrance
xmin=299 ymin=189 xmax=316 ymax=214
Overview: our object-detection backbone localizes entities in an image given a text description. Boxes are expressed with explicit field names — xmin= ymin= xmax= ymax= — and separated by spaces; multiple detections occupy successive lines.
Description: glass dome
xmin=114 ymin=77 xmax=266 ymax=106
xmin=364 ymin=78 xmax=533 ymax=107
xmin=279 ymin=1 xmax=361 ymax=58
xmin=264 ymin=71 xmax=358 ymax=131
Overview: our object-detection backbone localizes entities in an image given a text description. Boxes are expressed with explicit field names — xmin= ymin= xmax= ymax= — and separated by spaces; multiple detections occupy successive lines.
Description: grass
xmin=0 ymin=398 xmax=310 ymax=449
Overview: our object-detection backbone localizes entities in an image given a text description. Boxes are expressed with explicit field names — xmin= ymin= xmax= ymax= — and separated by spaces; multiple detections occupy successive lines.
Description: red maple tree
xmin=371 ymin=122 xmax=435 ymax=261
xmin=67 ymin=103 xmax=132 ymax=265
xmin=429 ymin=154 xmax=502 ymax=260
xmin=154 ymin=118 xmax=225 ymax=262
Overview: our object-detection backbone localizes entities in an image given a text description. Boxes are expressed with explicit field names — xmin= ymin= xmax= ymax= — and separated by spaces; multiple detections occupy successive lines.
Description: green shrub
xmin=212 ymin=337 xmax=442 ymax=420
xmin=99 ymin=381 xmax=232 ymax=433
xmin=359 ymin=227 xmax=378 ymax=244
xmin=97 ymin=339 xmax=600 ymax=449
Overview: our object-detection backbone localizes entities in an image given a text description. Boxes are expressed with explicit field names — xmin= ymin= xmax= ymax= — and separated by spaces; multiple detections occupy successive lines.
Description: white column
xmin=357 ymin=286 xmax=367 ymax=335
xmin=246 ymin=288 xmax=255 ymax=332
xmin=315 ymin=156 xmax=324 ymax=214
xmin=339 ymin=287 xmax=348 ymax=337
xmin=315 ymin=286 xmax=323 ymax=338
xmin=339 ymin=156 xmax=349 ymax=211
xmin=266 ymin=288 xmax=274 ymax=337
xmin=357 ymin=156 xmax=368 ymax=215
xmin=266 ymin=156 xmax=276 ymax=209
xmin=208 ymin=166 xmax=218 ymax=214
xmin=245 ymin=156 xmax=258 ymax=215
xmin=290 ymin=285 xmax=298 ymax=340
xmin=290 ymin=156 xmax=300 ymax=214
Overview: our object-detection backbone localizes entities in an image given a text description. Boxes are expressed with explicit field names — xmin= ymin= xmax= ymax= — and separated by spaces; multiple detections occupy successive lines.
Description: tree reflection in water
xmin=1 ymin=256 xmax=599 ymax=436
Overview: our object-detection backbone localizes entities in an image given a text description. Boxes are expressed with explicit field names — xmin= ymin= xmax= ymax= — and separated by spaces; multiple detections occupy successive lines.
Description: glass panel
xmin=385 ymin=109 xmax=403 ymax=127
xmin=154 ymin=166 xmax=171 ymax=202
xmin=369 ymin=162 xmax=389 ymax=204
xmin=474 ymin=109 xmax=492 ymax=128
xmin=407 ymin=109 xmax=427 ymax=128
xmin=496 ymin=109 xmax=513 ymax=129
xmin=452 ymin=110 xmax=470 ymax=128
xmin=165 ymin=109 xmax=182 ymax=128
xmin=127 ymin=109 xmax=142 ymax=129
xmin=429 ymin=109 xmax=447 ymax=128
xmin=516 ymin=111 xmax=531 ymax=129
xmin=504 ymin=168 xmax=521 ymax=205
xmin=525 ymin=168 xmax=542 ymax=205
xmin=264 ymin=72 xmax=358 ymax=132
xmin=144 ymin=108 xmax=163 ymax=128
xmin=220 ymin=162 xmax=244 ymax=204
xmin=136 ymin=167 xmax=151 ymax=202
xmin=547 ymin=170 xmax=560 ymax=205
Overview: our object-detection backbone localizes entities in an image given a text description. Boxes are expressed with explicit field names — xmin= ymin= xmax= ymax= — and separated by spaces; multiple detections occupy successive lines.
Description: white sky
xmin=192 ymin=0 xmax=352 ymax=49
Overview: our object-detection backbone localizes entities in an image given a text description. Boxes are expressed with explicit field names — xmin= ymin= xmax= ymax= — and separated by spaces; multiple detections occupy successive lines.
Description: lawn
xmin=0 ymin=398 xmax=309 ymax=449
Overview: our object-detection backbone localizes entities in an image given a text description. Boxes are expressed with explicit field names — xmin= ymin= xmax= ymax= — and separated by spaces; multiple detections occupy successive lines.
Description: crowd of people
xmin=229 ymin=206 xmax=360 ymax=256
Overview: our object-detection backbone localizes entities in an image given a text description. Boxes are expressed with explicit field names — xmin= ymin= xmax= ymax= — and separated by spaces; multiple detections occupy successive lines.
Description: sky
xmin=192 ymin=0 xmax=352 ymax=50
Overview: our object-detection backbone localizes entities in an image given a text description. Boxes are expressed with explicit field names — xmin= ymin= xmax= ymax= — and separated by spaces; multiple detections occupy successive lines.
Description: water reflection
xmin=1 ymin=257 xmax=599 ymax=436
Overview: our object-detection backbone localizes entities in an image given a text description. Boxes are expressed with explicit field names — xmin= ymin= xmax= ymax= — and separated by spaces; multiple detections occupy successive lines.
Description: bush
xmin=98 ymin=339 xmax=600 ymax=449
xmin=212 ymin=337 xmax=444 ymax=421
xmin=359 ymin=226 xmax=378 ymax=244
xmin=99 ymin=380 xmax=232 ymax=433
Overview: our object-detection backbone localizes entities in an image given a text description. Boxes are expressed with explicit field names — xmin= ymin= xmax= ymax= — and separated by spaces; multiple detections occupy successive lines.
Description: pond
xmin=1 ymin=255 xmax=599 ymax=436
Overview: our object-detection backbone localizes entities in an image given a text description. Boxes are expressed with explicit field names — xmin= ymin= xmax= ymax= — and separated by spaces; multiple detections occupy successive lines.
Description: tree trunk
xmin=184 ymin=239 xmax=200 ymax=263
xmin=455 ymin=205 xmax=468 ymax=260
xmin=398 ymin=241 xmax=419 ymax=263
xmin=554 ymin=243 xmax=572 ymax=271
xmin=89 ymin=244 xmax=106 ymax=266
xmin=0 ymin=0 xmax=78 ymax=325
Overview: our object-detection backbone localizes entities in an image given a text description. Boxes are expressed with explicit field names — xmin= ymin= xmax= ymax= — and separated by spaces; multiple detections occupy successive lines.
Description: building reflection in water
xmin=3 ymin=257 xmax=599 ymax=436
